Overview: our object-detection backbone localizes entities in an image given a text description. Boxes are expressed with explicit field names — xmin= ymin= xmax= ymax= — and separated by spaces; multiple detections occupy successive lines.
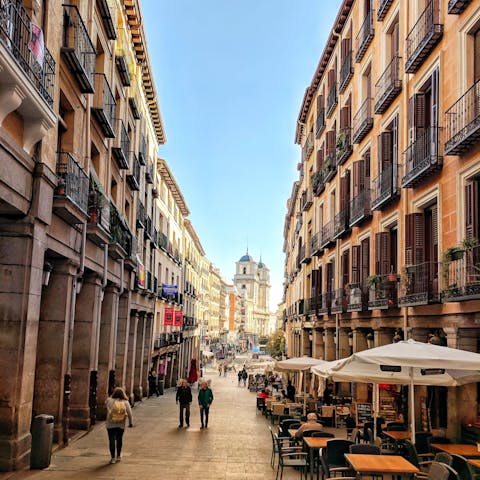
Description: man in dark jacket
xmin=198 ymin=381 xmax=214 ymax=429
xmin=176 ymin=379 xmax=192 ymax=427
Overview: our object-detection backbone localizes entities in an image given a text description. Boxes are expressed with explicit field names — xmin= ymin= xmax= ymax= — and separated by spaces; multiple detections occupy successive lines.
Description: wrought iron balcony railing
xmin=374 ymin=56 xmax=402 ymax=114
xmin=336 ymin=127 xmax=353 ymax=166
xmin=333 ymin=207 xmax=350 ymax=240
xmin=377 ymin=0 xmax=394 ymax=20
xmin=109 ymin=203 xmax=132 ymax=256
xmin=88 ymin=178 xmax=110 ymax=232
xmin=368 ymin=274 xmax=398 ymax=310
xmin=61 ymin=4 xmax=96 ymax=93
xmin=302 ymin=132 xmax=314 ymax=162
xmin=306 ymin=295 xmax=322 ymax=315
xmin=352 ymin=98 xmax=373 ymax=144
xmin=316 ymin=107 xmax=326 ymax=138
xmin=299 ymin=244 xmax=311 ymax=265
xmin=126 ymin=152 xmax=141 ymax=191
xmin=112 ymin=120 xmax=130 ymax=169
xmin=318 ymin=292 xmax=331 ymax=315
xmin=144 ymin=215 xmax=152 ymax=240
xmin=159 ymin=232 xmax=169 ymax=252
xmin=405 ymin=0 xmax=443 ymax=73
xmin=444 ymin=79 xmax=480 ymax=155
xmin=323 ymin=151 xmax=337 ymax=185
xmin=145 ymin=161 xmax=154 ymax=184
xmin=371 ymin=163 xmax=399 ymax=210
xmin=340 ymin=50 xmax=353 ymax=93
xmin=55 ymin=152 xmax=89 ymax=214
xmin=311 ymin=231 xmax=323 ymax=257
xmin=139 ymin=134 xmax=148 ymax=166
xmin=398 ymin=262 xmax=440 ymax=307
xmin=311 ymin=171 xmax=324 ymax=197
xmin=448 ymin=0 xmax=472 ymax=14
xmin=91 ymin=73 xmax=116 ymax=138
xmin=442 ymin=245 xmax=480 ymax=302
xmin=0 ymin=1 xmax=55 ymax=107
xmin=136 ymin=201 xmax=145 ymax=229
xmin=356 ymin=9 xmax=374 ymax=62
xmin=301 ymin=189 xmax=313 ymax=211
xmin=402 ymin=126 xmax=442 ymax=188
xmin=320 ymin=220 xmax=334 ymax=249
xmin=346 ymin=283 xmax=369 ymax=312
xmin=349 ymin=188 xmax=372 ymax=227
xmin=331 ymin=289 xmax=347 ymax=314
xmin=151 ymin=228 xmax=159 ymax=249
xmin=327 ymin=84 xmax=338 ymax=118
xmin=96 ymin=0 xmax=117 ymax=39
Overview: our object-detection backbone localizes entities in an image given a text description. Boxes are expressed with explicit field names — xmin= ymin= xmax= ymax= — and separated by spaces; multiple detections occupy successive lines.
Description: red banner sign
xmin=164 ymin=308 xmax=174 ymax=326
xmin=174 ymin=310 xmax=183 ymax=327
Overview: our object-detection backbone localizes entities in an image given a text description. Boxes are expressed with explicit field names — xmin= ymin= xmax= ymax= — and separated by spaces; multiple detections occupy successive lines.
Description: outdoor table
xmin=431 ymin=443 xmax=480 ymax=458
xmin=344 ymin=453 xmax=419 ymax=479
xmin=468 ymin=458 xmax=480 ymax=469
xmin=383 ymin=430 xmax=411 ymax=441
xmin=303 ymin=436 xmax=332 ymax=480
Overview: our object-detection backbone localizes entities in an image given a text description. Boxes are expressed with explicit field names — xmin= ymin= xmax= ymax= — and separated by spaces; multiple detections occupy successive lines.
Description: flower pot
xmin=451 ymin=249 xmax=464 ymax=261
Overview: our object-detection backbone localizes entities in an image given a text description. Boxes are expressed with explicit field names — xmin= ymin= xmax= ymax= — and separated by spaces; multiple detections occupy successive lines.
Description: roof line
xmin=184 ymin=219 xmax=205 ymax=256
xmin=157 ymin=158 xmax=190 ymax=216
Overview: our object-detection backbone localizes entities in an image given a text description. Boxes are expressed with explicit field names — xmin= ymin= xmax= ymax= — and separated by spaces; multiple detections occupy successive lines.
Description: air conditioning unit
xmin=154 ymin=338 xmax=161 ymax=349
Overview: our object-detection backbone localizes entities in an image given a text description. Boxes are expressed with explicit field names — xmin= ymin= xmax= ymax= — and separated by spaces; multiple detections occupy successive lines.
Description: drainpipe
xmin=109 ymin=258 xmax=124 ymax=393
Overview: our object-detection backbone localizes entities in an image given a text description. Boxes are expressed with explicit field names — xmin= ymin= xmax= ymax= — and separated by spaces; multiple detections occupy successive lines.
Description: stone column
xmin=377 ymin=328 xmax=394 ymax=347
xmin=69 ymin=273 xmax=102 ymax=430
xmin=338 ymin=328 xmax=350 ymax=359
xmin=353 ymin=330 xmax=369 ymax=402
xmin=115 ymin=292 xmax=130 ymax=390
xmin=134 ymin=312 xmax=146 ymax=401
xmin=96 ymin=285 xmax=118 ymax=420
xmin=34 ymin=260 xmax=76 ymax=445
xmin=142 ymin=314 xmax=154 ymax=396
xmin=125 ymin=310 xmax=139 ymax=404
xmin=324 ymin=330 xmax=335 ymax=361
xmin=312 ymin=330 xmax=324 ymax=359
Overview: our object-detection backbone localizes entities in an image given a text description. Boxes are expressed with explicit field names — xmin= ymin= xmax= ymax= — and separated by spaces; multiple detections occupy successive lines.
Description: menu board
xmin=355 ymin=402 xmax=372 ymax=425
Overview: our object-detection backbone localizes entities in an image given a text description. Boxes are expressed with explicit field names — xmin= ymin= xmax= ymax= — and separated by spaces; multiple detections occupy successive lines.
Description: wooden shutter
xmin=341 ymin=37 xmax=351 ymax=61
xmin=465 ymin=181 xmax=480 ymax=241
xmin=312 ymin=269 xmax=321 ymax=296
xmin=375 ymin=232 xmax=391 ymax=275
xmin=352 ymin=161 xmax=361 ymax=198
xmin=317 ymin=94 xmax=324 ymax=112
xmin=351 ymin=245 xmax=360 ymax=284
xmin=361 ymin=237 xmax=370 ymax=282
xmin=342 ymin=250 xmax=350 ymax=286
xmin=326 ymin=261 xmax=334 ymax=293
xmin=316 ymin=147 xmax=324 ymax=171
xmin=340 ymin=106 xmax=349 ymax=129
xmin=326 ymin=130 xmax=336 ymax=157
xmin=340 ymin=171 xmax=351 ymax=210
xmin=379 ymin=131 xmax=392 ymax=169
xmin=405 ymin=213 xmax=425 ymax=266
xmin=431 ymin=204 xmax=439 ymax=264
xmin=328 ymin=69 xmax=335 ymax=90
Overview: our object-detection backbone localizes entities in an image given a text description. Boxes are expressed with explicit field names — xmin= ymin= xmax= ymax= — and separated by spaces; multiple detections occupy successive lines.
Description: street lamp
xmin=366 ymin=331 xmax=374 ymax=349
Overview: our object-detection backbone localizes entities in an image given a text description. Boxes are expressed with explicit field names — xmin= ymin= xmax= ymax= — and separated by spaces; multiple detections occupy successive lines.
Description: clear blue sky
xmin=142 ymin=0 xmax=342 ymax=310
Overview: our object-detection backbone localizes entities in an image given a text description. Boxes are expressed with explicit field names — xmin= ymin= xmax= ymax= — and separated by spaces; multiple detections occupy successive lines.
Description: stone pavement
xmin=0 ymin=366 xmax=305 ymax=480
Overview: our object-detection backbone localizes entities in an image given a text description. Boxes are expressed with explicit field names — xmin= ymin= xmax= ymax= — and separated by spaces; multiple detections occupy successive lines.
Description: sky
xmin=142 ymin=0 xmax=342 ymax=310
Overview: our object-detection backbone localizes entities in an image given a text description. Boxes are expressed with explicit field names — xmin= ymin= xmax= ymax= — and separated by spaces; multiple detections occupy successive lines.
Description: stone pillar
xmin=69 ymin=273 xmax=102 ymax=430
xmin=96 ymin=285 xmax=117 ymax=420
xmin=338 ymin=328 xmax=350 ymax=359
xmin=142 ymin=314 xmax=154 ymax=396
xmin=34 ymin=260 xmax=76 ymax=445
xmin=353 ymin=330 xmax=369 ymax=402
xmin=125 ymin=310 xmax=139 ymax=404
xmin=301 ymin=329 xmax=311 ymax=356
xmin=324 ymin=330 xmax=336 ymax=361
xmin=115 ymin=292 xmax=130 ymax=390
xmin=312 ymin=330 xmax=324 ymax=359
xmin=377 ymin=328 xmax=394 ymax=346
xmin=134 ymin=312 xmax=146 ymax=401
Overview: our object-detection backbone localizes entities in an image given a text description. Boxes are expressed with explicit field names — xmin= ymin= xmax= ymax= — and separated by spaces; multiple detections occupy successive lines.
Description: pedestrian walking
xmin=176 ymin=379 xmax=192 ymax=428
xmin=105 ymin=387 xmax=133 ymax=464
xmin=237 ymin=369 xmax=242 ymax=386
xmin=148 ymin=368 xmax=158 ymax=397
xmin=241 ymin=369 xmax=248 ymax=387
xmin=198 ymin=381 xmax=214 ymax=429
xmin=218 ymin=364 xmax=223 ymax=376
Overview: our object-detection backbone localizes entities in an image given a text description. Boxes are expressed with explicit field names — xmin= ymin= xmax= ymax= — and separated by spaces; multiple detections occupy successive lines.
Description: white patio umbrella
xmin=311 ymin=339 xmax=480 ymax=443
xmin=275 ymin=356 xmax=328 ymax=415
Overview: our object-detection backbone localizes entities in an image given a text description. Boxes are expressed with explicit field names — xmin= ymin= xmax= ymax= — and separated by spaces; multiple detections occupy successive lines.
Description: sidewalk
xmin=1 ymin=367 xmax=301 ymax=480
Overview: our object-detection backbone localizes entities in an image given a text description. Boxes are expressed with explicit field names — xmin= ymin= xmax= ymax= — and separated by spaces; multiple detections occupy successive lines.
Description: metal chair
xmin=318 ymin=439 xmax=354 ymax=479
xmin=275 ymin=434 xmax=308 ymax=480
xmin=279 ymin=419 xmax=301 ymax=437
xmin=427 ymin=461 xmax=455 ymax=480
xmin=451 ymin=454 xmax=476 ymax=480
xmin=311 ymin=431 xmax=335 ymax=438
xmin=349 ymin=443 xmax=381 ymax=455
xmin=415 ymin=432 xmax=434 ymax=460
xmin=384 ymin=421 xmax=407 ymax=431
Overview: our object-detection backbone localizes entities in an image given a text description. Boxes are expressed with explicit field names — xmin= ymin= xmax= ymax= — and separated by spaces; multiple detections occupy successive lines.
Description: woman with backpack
xmin=105 ymin=387 xmax=133 ymax=464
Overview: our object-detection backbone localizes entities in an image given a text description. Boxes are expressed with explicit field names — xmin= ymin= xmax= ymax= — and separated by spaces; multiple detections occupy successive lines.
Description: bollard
xmin=30 ymin=414 xmax=54 ymax=469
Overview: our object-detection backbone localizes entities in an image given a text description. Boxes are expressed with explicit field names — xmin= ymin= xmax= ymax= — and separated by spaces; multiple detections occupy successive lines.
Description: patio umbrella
xmin=311 ymin=339 xmax=480 ymax=443
xmin=275 ymin=356 xmax=327 ymax=415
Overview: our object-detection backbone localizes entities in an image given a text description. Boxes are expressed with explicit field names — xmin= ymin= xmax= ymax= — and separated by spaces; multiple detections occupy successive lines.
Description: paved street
xmin=1 ymin=366 xmax=303 ymax=480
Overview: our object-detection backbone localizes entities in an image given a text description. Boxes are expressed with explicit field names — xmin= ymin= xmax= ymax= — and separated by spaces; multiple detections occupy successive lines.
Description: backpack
xmin=109 ymin=399 xmax=127 ymax=422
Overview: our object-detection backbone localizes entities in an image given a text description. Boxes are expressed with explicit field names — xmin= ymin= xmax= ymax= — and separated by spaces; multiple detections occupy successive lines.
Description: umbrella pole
xmin=373 ymin=383 xmax=378 ymax=443
xmin=410 ymin=368 xmax=416 ymax=444
xmin=303 ymin=371 xmax=307 ymax=416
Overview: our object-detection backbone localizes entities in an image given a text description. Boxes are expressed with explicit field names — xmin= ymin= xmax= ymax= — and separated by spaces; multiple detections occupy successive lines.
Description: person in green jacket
xmin=198 ymin=381 xmax=214 ymax=429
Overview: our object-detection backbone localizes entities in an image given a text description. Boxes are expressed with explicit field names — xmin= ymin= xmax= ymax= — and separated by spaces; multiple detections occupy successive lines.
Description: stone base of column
xmin=68 ymin=407 xmax=91 ymax=431
xmin=0 ymin=433 xmax=31 ymax=472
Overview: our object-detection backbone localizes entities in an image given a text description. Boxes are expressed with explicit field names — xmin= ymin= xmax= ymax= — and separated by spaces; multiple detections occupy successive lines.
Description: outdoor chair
xmin=451 ymin=454 xmax=476 ymax=480
xmin=302 ymin=429 xmax=323 ymax=438
xmin=398 ymin=439 xmax=435 ymax=474
xmin=415 ymin=432 xmax=434 ymax=460
xmin=311 ymin=431 xmax=335 ymax=438
xmin=269 ymin=425 xmax=295 ymax=469
xmin=384 ymin=421 xmax=407 ymax=431
xmin=279 ymin=419 xmax=300 ymax=437
xmin=275 ymin=434 xmax=308 ymax=480
xmin=318 ymin=439 xmax=354 ymax=479
xmin=349 ymin=443 xmax=380 ymax=455
xmin=427 ymin=461 xmax=456 ymax=480
xmin=349 ymin=427 xmax=360 ymax=443
xmin=272 ymin=403 xmax=286 ymax=424
xmin=433 ymin=452 xmax=453 ymax=466
xmin=256 ymin=397 xmax=266 ymax=414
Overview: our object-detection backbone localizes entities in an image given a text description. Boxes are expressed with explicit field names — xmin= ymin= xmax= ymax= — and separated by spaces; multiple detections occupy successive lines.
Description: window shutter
xmin=342 ymin=250 xmax=350 ymax=287
xmin=364 ymin=150 xmax=371 ymax=179
xmin=317 ymin=94 xmax=324 ymax=112
xmin=351 ymin=245 xmax=360 ymax=284
xmin=328 ymin=69 xmax=335 ymax=89
xmin=431 ymin=204 xmax=439 ymax=264
xmin=326 ymin=130 xmax=336 ymax=157
xmin=312 ymin=269 xmax=321 ymax=296
xmin=361 ymin=237 xmax=370 ymax=282
xmin=375 ymin=232 xmax=391 ymax=275
xmin=341 ymin=37 xmax=351 ymax=60
xmin=326 ymin=261 xmax=334 ymax=293
xmin=408 ymin=95 xmax=415 ymax=146
xmin=405 ymin=213 xmax=425 ymax=266
xmin=465 ymin=181 xmax=480 ymax=241
xmin=414 ymin=93 xmax=426 ymax=130
xmin=405 ymin=213 xmax=415 ymax=266
xmin=340 ymin=170 xmax=351 ymax=210
xmin=353 ymin=161 xmax=360 ymax=198
xmin=379 ymin=131 xmax=392 ymax=168
xmin=340 ymin=106 xmax=349 ymax=129
xmin=316 ymin=147 xmax=324 ymax=171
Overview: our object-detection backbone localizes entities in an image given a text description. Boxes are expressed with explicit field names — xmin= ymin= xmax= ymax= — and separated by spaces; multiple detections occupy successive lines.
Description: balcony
xmin=326 ymin=85 xmax=337 ymax=118
xmin=136 ymin=201 xmax=145 ymax=229
xmin=91 ymin=73 xmax=116 ymax=138
xmin=302 ymin=132 xmax=314 ymax=162
xmin=306 ymin=295 xmax=322 ymax=315
xmin=333 ymin=207 xmax=350 ymax=240
xmin=299 ymin=244 xmax=311 ymax=265
xmin=311 ymin=171 xmax=324 ymax=197
xmin=300 ymin=189 xmax=313 ymax=211
xmin=311 ymin=232 xmax=323 ymax=257
xmin=97 ymin=0 xmax=117 ymax=39
xmin=346 ymin=283 xmax=369 ymax=312
xmin=402 ymin=127 xmax=442 ymax=188
xmin=139 ymin=134 xmax=148 ymax=166
xmin=126 ymin=153 xmax=141 ymax=191
xmin=377 ymin=0 xmax=394 ymax=20
xmin=350 ymin=188 xmax=372 ymax=227
xmin=331 ymin=288 xmax=347 ymax=314
xmin=125 ymin=234 xmax=137 ymax=270
xmin=323 ymin=149 xmax=337 ymax=185
xmin=115 ymin=46 xmax=131 ymax=86
xmin=144 ymin=215 xmax=152 ymax=240
xmin=374 ymin=56 xmax=402 ymax=114
xmin=405 ymin=0 xmax=443 ymax=73
xmin=316 ymin=107 xmax=326 ymax=138
xmin=0 ymin=1 xmax=56 ymax=130
xmin=318 ymin=292 xmax=331 ymax=315
xmin=151 ymin=228 xmax=159 ymax=249
xmin=442 ymin=245 xmax=480 ymax=302
xmin=448 ymin=0 xmax=471 ymax=14
xmin=145 ymin=161 xmax=154 ymax=184
xmin=355 ymin=10 xmax=374 ymax=62
xmin=53 ymin=152 xmax=89 ymax=225
xmin=368 ymin=275 xmax=398 ymax=310
xmin=112 ymin=120 xmax=130 ymax=169
xmin=336 ymin=127 xmax=353 ymax=166
xmin=371 ymin=163 xmax=399 ymax=210
xmin=352 ymin=98 xmax=373 ymax=144
xmin=87 ymin=178 xmax=110 ymax=245
xmin=109 ymin=204 xmax=132 ymax=259
xmin=159 ymin=232 xmax=169 ymax=252
xmin=444 ymin=79 xmax=480 ymax=155
xmin=61 ymin=5 xmax=95 ymax=93
xmin=339 ymin=50 xmax=353 ymax=93
xmin=398 ymin=262 xmax=440 ymax=307
xmin=320 ymin=220 xmax=334 ymax=249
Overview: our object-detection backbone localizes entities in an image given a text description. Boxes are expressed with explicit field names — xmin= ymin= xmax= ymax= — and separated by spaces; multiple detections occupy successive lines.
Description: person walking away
xmin=218 ymin=364 xmax=223 ymax=376
xmin=237 ymin=370 xmax=242 ymax=386
xmin=176 ymin=379 xmax=192 ymax=427
xmin=105 ymin=387 xmax=133 ymax=464
xmin=242 ymin=369 xmax=248 ymax=387
xmin=286 ymin=380 xmax=296 ymax=402
xmin=198 ymin=381 xmax=214 ymax=428
xmin=148 ymin=368 xmax=158 ymax=397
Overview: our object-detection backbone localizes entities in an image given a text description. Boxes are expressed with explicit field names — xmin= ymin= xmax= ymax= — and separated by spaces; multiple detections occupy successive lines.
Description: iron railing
xmin=355 ymin=9 xmax=374 ymax=62
xmin=92 ymin=73 xmax=116 ymax=137
xmin=139 ymin=134 xmax=148 ymax=166
xmin=336 ymin=126 xmax=353 ymax=165
xmin=96 ymin=0 xmax=117 ymax=39
xmin=144 ymin=215 xmax=152 ymax=239
xmin=331 ymin=288 xmax=346 ymax=313
xmin=318 ymin=292 xmax=331 ymax=315
xmin=112 ymin=119 xmax=130 ymax=169
xmin=448 ymin=0 xmax=472 ymax=14
xmin=145 ymin=161 xmax=154 ymax=184
xmin=109 ymin=203 xmax=131 ymax=255
xmin=444 ymin=79 xmax=480 ymax=155
xmin=346 ymin=283 xmax=369 ymax=312
xmin=371 ymin=163 xmax=398 ymax=210
xmin=88 ymin=177 xmax=110 ymax=231
xmin=321 ymin=220 xmax=334 ymax=249
xmin=350 ymin=188 xmax=371 ymax=227
xmin=333 ymin=207 xmax=350 ymax=239
xmin=136 ymin=201 xmax=145 ymax=229
xmin=126 ymin=152 xmax=140 ymax=190
xmin=301 ymin=189 xmax=313 ymax=211
xmin=302 ymin=132 xmax=314 ymax=162
xmin=398 ymin=262 xmax=440 ymax=306
xmin=327 ymin=83 xmax=338 ymax=117
xmin=374 ymin=56 xmax=402 ymax=114
xmin=0 ymin=1 xmax=56 ymax=107
xmin=311 ymin=231 xmax=323 ymax=256
xmin=368 ymin=274 xmax=398 ymax=309
xmin=377 ymin=0 xmax=394 ymax=20
xmin=339 ymin=50 xmax=353 ymax=92
xmin=56 ymin=152 xmax=89 ymax=213
xmin=352 ymin=97 xmax=373 ymax=144
xmin=316 ymin=107 xmax=326 ymax=138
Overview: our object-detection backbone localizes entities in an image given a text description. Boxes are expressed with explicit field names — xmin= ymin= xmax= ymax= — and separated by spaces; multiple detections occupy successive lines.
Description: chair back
xmin=429 ymin=435 xmax=451 ymax=445
xmin=349 ymin=444 xmax=381 ymax=455
xmin=350 ymin=427 xmax=360 ymax=443
xmin=279 ymin=414 xmax=293 ymax=424
xmin=311 ymin=431 xmax=335 ymax=438
xmin=428 ymin=461 xmax=454 ymax=480
xmin=256 ymin=397 xmax=266 ymax=410
xmin=302 ymin=429 xmax=321 ymax=438
xmin=415 ymin=431 xmax=433 ymax=455
xmin=272 ymin=403 xmax=285 ymax=415
xmin=365 ymin=427 xmax=374 ymax=444
xmin=398 ymin=439 xmax=421 ymax=468
xmin=433 ymin=451 xmax=453 ymax=466
xmin=385 ymin=421 xmax=407 ymax=431
xmin=324 ymin=439 xmax=354 ymax=468
xmin=451 ymin=454 xmax=475 ymax=480
xmin=280 ymin=419 xmax=300 ymax=435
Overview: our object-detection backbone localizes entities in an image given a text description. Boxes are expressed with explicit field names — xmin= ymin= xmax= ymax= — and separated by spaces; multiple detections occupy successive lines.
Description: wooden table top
xmin=383 ymin=430 xmax=410 ymax=441
xmin=468 ymin=458 xmax=480 ymax=469
xmin=431 ymin=443 xmax=480 ymax=457
xmin=303 ymin=437 xmax=331 ymax=449
xmin=344 ymin=454 xmax=419 ymax=474
xmin=288 ymin=429 xmax=298 ymax=437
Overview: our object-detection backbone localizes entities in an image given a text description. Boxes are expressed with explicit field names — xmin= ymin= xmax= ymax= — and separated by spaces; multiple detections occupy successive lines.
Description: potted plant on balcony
xmin=311 ymin=171 xmax=322 ymax=193
xmin=88 ymin=177 xmax=104 ymax=224
xmin=336 ymin=130 xmax=348 ymax=153
xmin=461 ymin=236 xmax=478 ymax=251
xmin=366 ymin=274 xmax=381 ymax=288
xmin=322 ymin=156 xmax=332 ymax=177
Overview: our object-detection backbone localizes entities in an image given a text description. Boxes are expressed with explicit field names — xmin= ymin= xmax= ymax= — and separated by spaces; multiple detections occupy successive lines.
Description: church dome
xmin=239 ymin=254 xmax=253 ymax=262
xmin=258 ymin=261 xmax=265 ymax=268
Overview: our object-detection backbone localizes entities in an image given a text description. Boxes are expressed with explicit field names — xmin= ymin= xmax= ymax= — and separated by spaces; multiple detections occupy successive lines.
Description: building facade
xmin=284 ymin=0 xmax=480 ymax=438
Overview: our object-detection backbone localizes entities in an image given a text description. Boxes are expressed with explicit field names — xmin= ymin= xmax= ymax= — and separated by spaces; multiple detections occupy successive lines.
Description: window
xmin=465 ymin=178 xmax=480 ymax=241
xmin=243 ymin=267 xmax=246 ymax=274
